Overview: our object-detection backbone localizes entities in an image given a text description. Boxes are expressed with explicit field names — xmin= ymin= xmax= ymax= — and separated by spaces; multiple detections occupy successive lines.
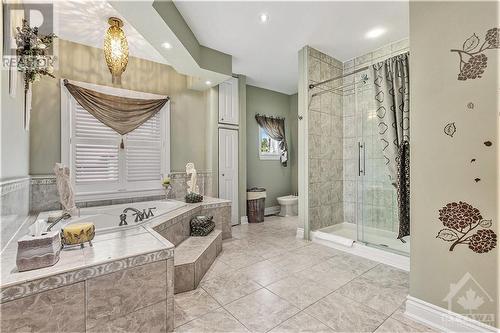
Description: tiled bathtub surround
xmin=169 ymin=171 xmax=214 ymax=199
xmin=0 ymin=196 xmax=230 ymax=332
xmin=307 ymin=47 xmax=343 ymax=231
xmin=29 ymin=170 xmax=213 ymax=212
xmin=0 ymin=177 xmax=30 ymax=251
xmin=0 ymin=226 xmax=175 ymax=332
xmin=342 ymin=39 xmax=409 ymax=233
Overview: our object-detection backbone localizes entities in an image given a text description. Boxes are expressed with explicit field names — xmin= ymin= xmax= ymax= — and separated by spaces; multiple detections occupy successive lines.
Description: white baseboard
xmin=240 ymin=216 xmax=248 ymax=224
xmin=311 ymin=230 xmax=410 ymax=271
xmin=296 ymin=227 xmax=304 ymax=239
xmin=264 ymin=205 xmax=280 ymax=216
xmin=405 ymin=296 xmax=498 ymax=333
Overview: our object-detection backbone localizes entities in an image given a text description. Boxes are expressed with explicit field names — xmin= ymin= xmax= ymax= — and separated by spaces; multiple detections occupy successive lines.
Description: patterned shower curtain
xmin=371 ymin=52 xmax=410 ymax=240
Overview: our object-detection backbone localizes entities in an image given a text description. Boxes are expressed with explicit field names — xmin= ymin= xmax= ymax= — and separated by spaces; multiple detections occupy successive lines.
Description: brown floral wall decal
xmin=444 ymin=122 xmax=456 ymax=137
xmin=466 ymin=102 xmax=475 ymax=110
xmin=451 ymin=28 xmax=499 ymax=80
xmin=437 ymin=201 xmax=497 ymax=252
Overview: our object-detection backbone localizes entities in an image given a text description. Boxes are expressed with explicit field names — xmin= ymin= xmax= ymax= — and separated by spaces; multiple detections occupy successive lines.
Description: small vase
xmin=163 ymin=185 xmax=172 ymax=199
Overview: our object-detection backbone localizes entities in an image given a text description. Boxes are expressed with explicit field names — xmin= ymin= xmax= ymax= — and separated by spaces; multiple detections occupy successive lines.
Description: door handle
xmin=358 ymin=142 xmax=365 ymax=176
xmin=221 ymin=173 xmax=225 ymax=176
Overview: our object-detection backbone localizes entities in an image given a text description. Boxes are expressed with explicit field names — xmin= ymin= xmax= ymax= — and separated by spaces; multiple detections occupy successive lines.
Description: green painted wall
xmin=246 ymin=85 xmax=297 ymax=208
xmin=30 ymin=39 xmax=213 ymax=175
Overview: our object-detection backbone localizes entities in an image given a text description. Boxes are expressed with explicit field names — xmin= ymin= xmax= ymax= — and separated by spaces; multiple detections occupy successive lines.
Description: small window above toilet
xmin=259 ymin=127 xmax=280 ymax=160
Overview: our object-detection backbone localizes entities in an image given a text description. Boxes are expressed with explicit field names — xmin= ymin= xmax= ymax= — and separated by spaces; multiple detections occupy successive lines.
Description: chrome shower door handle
xmin=358 ymin=142 xmax=365 ymax=176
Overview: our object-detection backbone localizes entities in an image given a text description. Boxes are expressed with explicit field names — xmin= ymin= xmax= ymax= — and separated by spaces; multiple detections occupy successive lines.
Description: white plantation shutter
xmin=73 ymin=102 xmax=120 ymax=191
xmin=126 ymin=112 xmax=162 ymax=184
xmin=64 ymin=82 xmax=170 ymax=199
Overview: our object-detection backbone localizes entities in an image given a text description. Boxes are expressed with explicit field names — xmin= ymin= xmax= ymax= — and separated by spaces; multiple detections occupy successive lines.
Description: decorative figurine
xmin=185 ymin=162 xmax=200 ymax=194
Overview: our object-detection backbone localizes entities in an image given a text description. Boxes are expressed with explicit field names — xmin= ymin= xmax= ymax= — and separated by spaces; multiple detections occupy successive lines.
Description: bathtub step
xmin=174 ymin=230 xmax=222 ymax=294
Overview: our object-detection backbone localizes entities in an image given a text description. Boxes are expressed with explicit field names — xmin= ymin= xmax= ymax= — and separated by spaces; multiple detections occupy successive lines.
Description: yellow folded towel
xmin=61 ymin=223 xmax=95 ymax=248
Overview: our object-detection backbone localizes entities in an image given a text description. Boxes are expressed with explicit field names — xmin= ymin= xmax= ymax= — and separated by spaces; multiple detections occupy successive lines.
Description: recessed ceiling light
xmin=365 ymin=27 xmax=386 ymax=39
xmin=161 ymin=42 xmax=172 ymax=49
xmin=205 ymin=80 xmax=212 ymax=85
xmin=259 ymin=13 xmax=269 ymax=23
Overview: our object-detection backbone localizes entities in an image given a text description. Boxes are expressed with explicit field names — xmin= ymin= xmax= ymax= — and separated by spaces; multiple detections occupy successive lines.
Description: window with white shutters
xmin=62 ymin=81 xmax=170 ymax=200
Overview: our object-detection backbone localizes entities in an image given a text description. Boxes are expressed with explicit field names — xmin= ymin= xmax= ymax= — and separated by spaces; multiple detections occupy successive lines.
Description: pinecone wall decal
xmin=451 ymin=28 xmax=499 ymax=80
xmin=436 ymin=201 xmax=497 ymax=253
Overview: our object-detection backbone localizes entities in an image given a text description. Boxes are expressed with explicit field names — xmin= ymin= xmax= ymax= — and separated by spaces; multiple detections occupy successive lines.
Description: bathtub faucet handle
xmin=119 ymin=213 xmax=128 ymax=226
xmin=146 ymin=207 xmax=156 ymax=218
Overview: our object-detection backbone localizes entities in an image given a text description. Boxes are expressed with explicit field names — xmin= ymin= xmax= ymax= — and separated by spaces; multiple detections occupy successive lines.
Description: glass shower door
xmin=355 ymin=75 xmax=409 ymax=255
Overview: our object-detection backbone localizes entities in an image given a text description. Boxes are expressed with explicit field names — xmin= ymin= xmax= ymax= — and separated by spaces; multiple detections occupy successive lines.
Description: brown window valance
xmin=63 ymin=79 xmax=169 ymax=136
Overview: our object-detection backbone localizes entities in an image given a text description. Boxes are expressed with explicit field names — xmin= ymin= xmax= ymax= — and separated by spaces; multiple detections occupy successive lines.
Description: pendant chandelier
xmin=103 ymin=17 xmax=128 ymax=84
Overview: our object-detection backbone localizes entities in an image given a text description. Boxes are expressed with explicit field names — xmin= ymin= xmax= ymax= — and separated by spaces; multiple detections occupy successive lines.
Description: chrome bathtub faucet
xmin=120 ymin=207 xmax=156 ymax=226
xmin=122 ymin=207 xmax=145 ymax=223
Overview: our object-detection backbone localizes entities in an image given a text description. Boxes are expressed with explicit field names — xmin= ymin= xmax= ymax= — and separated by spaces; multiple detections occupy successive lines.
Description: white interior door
xmin=218 ymin=128 xmax=239 ymax=225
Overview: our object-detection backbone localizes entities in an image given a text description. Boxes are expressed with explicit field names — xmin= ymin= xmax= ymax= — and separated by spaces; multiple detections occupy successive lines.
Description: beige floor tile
xmin=337 ymin=275 xmax=408 ymax=316
xmin=266 ymin=274 xmax=335 ymax=309
xmin=362 ymin=264 xmax=409 ymax=288
xmin=304 ymin=292 xmax=387 ymax=332
xmin=175 ymin=308 xmax=250 ymax=332
xmin=327 ymin=252 xmax=379 ymax=275
xmin=200 ymin=270 xmax=261 ymax=305
xmin=174 ymin=288 xmax=221 ymax=328
xmin=375 ymin=317 xmax=421 ymax=332
xmin=268 ymin=251 xmax=324 ymax=274
xmin=225 ymin=289 xmax=300 ymax=333
xmin=295 ymin=258 xmax=360 ymax=291
xmin=269 ymin=312 xmax=334 ymax=333
xmin=200 ymin=258 xmax=234 ymax=283
xmin=217 ymin=247 xmax=266 ymax=270
xmin=237 ymin=260 xmax=290 ymax=286
xmin=292 ymin=243 xmax=340 ymax=259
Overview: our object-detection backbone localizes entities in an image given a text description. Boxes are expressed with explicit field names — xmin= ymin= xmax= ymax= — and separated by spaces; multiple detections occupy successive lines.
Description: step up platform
xmin=174 ymin=230 xmax=222 ymax=294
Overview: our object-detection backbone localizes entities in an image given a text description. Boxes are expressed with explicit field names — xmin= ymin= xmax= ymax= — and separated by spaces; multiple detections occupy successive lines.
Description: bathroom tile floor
xmin=174 ymin=216 xmax=435 ymax=333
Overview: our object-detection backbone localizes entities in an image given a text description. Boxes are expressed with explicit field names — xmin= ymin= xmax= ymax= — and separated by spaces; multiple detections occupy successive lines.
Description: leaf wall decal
xmin=480 ymin=219 xmax=493 ymax=228
xmin=436 ymin=229 xmax=459 ymax=242
xmin=444 ymin=122 xmax=456 ymax=137
xmin=463 ymin=33 xmax=480 ymax=51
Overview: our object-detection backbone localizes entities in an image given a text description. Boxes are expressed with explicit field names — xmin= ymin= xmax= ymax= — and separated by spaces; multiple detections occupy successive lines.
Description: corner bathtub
xmin=32 ymin=200 xmax=186 ymax=236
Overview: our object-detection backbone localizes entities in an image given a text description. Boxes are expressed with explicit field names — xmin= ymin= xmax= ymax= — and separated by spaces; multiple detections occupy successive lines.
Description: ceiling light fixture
xmin=205 ymin=80 xmax=212 ymax=85
xmin=161 ymin=42 xmax=172 ymax=49
xmin=259 ymin=13 xmax=269 ymax=23
xmin=365 ymin=27 xmax=386 ymax=39
xmin=104 ymin=17 xmax=129 ymax=84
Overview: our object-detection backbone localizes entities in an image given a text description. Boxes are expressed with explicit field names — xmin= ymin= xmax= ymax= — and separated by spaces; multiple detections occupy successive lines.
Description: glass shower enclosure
xmin=303 ymin=42 xmax=410 ymax=257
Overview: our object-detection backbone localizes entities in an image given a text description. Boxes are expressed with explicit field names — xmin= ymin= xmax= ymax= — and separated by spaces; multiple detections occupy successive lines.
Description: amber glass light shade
xmin=103 ymin=17 xmax=128 ymax=84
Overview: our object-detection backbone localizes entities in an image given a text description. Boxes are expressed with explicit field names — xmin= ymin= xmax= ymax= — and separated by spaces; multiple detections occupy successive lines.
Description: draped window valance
xmin=255 ymin=114 xmax=288 ymax=167
xmin=63 ymin=79 xmax=169 ymax=136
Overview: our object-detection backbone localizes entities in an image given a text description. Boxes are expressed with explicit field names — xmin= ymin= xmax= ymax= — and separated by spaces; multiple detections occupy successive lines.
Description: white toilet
xmin=277 ymin=195 xmax=298 ymax=217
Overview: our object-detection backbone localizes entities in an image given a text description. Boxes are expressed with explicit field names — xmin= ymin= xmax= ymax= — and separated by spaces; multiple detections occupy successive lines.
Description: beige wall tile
xmin=88 ymin=301 xmax=167 ymax=333
xmin=0 ymin=282 xmax=85 ymax=333
xmin=86 ymin=261 xmax=167 ymax=329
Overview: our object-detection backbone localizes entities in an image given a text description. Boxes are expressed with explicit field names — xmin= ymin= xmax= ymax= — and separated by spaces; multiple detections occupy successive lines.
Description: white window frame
xmin=258 ymin=127 xmax=281 ymax=161
xmin=61 ymin=79 xmax=170 ymax=202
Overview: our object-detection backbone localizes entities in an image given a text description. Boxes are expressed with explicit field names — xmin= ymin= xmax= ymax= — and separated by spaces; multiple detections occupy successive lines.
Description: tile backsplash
xmin=29 ymin=171 xmax=214 ymax=213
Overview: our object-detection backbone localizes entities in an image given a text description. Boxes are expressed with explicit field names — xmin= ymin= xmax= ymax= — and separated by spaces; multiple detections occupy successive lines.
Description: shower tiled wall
xmin=307 ymin=47 xmax=343 ymax=231
xmin=342 ymin=38 xmax=409 ymax=233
